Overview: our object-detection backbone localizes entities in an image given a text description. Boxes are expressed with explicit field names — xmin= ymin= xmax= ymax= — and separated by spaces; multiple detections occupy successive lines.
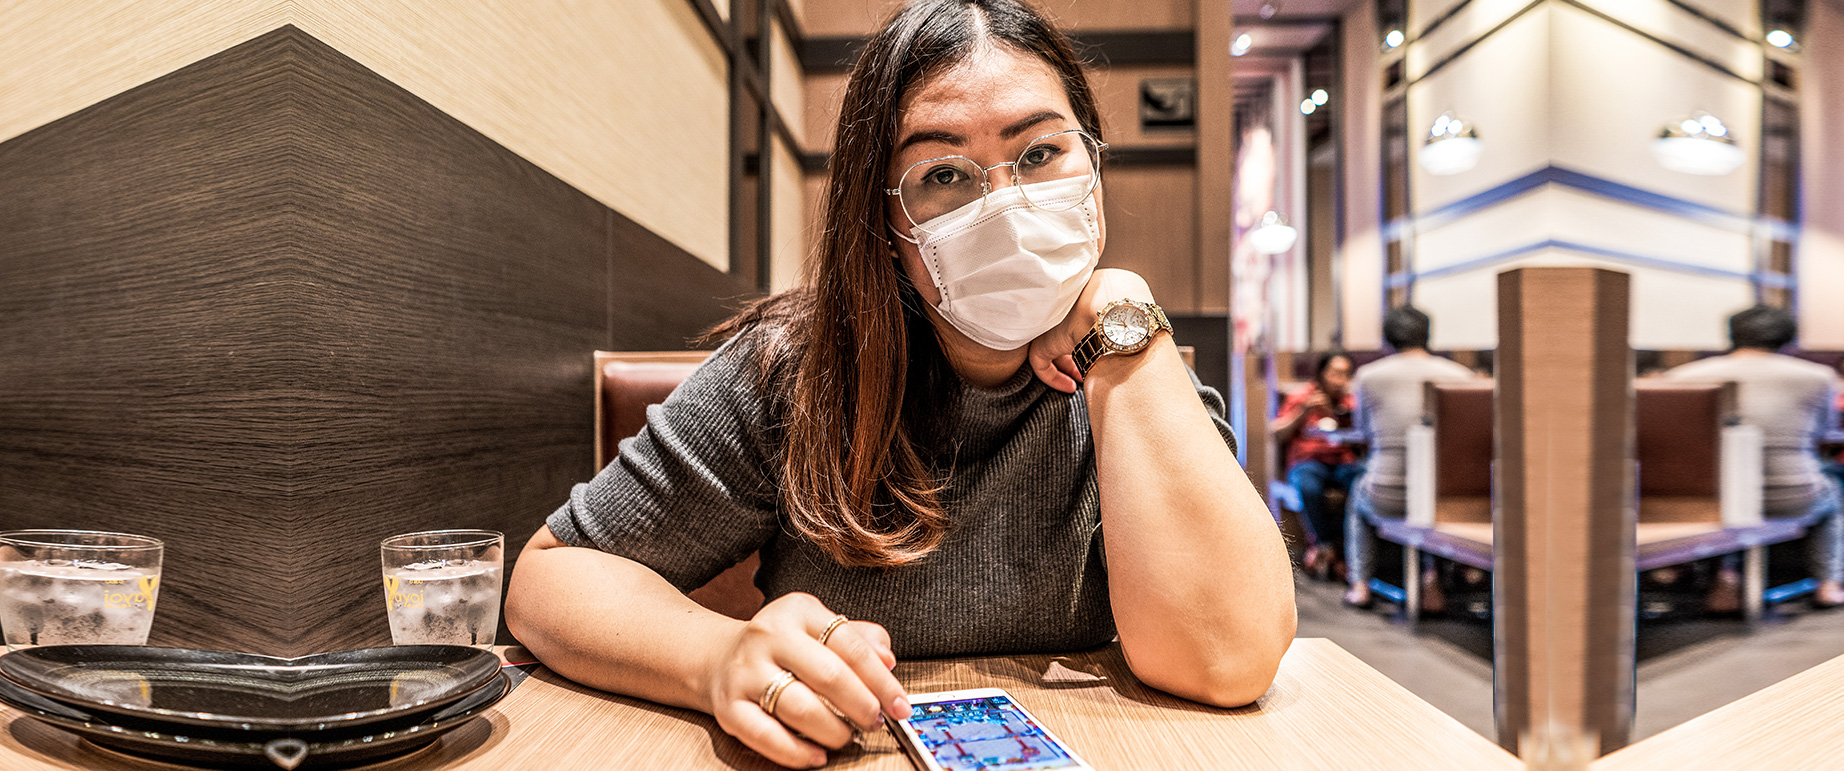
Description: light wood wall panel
xmin=1195 ymin=0 xmax=1231 ymax=316
xmin=771 ymin=139 xmax=809 ymax=292
xmin=0 ymin=0 xmax=290 ymax=144
xmin=292 ymin=0 xmax=730 ymax=270
xmin=1340 ymin=1 xmax=1385 ymax=349
xmin=1100 ymin=166 xmax=1199 ymax=312
xmin=804 ymin=72 xmax=851 ymax=153
xmin=800 ymin=0 xmax=1194 ymax=36
xmin=1 ymin=0 xmax=733 ymax=271
xmin=1801 ymin=0 xmax=1844 ymax=349
xmin=1037 ymin=0 xmax=1194 ymax=30
xmin=772 ymin=17 xmax=807 ymax=147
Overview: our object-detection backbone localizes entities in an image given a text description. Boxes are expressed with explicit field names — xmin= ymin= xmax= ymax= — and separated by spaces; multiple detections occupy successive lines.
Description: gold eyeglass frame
xmin=883 ymin=128 xmax=1107 ymax=237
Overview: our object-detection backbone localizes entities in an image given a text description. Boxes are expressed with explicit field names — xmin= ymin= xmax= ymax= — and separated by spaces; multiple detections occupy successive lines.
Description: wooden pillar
xmin=1494 ymin=267 xmax=1635 ymax=760
xmin=1196 ymin=0 xmax=1233 ymax=316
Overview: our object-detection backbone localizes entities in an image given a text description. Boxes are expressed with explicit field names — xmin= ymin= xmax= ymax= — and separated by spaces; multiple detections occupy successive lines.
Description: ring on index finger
xmin=817 ymin=615 xmax=849 ymax=646
xmin=760 ymin=670 xmax=798 ymax=717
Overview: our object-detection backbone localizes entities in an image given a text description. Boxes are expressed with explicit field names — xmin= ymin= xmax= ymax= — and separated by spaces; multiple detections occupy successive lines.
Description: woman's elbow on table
xmin=502 ymin=525 xmax=568 ymax=647
xmin=1133 ymin=651 xmax=1285 ymax=708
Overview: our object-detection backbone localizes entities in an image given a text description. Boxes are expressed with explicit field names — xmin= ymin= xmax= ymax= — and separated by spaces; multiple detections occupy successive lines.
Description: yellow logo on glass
xmin=384 ymin=575 xmax=424 ymax=609
xmin=103 ymin=576 xmax=158 ymax=609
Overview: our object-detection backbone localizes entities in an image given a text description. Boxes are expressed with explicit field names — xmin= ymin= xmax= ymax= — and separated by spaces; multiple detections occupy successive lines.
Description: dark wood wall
xmin=0 ymin=27 xmax=746 ymax=655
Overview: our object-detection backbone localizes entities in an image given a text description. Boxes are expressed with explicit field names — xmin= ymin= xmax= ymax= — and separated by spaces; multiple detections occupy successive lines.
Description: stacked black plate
xmin=0 ymin=645 xmax=511 ymax=769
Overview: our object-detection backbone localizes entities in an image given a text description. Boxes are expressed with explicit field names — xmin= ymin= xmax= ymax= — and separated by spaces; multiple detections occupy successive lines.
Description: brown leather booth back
xmin=602 ymin=360 xmax=706 ymax=464
xmin=1433 ymin=383 xmax=1496 ymax=497
xmin=1634 ymin=382 xmax=1723 ymax=497
xmin=595 ymin=351 xmax=712 ymax=471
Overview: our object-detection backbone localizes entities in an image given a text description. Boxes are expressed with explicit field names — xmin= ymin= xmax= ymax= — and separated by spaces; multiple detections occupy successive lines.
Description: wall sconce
xmin=1248 ymin=211 xmax=1300 ymax=255
xmin=1651 ymin=112 xmax=1743 ymax=175
xmin=1419 ymin=112 xmax=1482 ymax=176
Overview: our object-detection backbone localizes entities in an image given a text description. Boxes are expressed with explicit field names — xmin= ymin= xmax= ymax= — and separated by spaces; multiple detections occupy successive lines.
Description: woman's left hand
xmin=1027 ymin=268 xmax=1158 ymax=393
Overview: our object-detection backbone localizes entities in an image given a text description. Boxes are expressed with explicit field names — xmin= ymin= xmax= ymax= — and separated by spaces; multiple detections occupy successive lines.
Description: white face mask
xmin=897 ymin=175 xmax=1102 ymax=352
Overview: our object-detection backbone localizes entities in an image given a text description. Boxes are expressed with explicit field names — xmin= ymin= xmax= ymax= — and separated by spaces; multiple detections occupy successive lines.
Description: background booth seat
xmin=1633 ymin=380 xmax=1827 ymax=621
xmin=1363 ymin=381 xmax=1496 ymax=619
xmin=1367 ymin=378 xmax=1823 ymax=623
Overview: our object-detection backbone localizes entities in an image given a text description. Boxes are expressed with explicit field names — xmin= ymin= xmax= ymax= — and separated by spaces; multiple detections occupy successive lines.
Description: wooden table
xmin=1594 ymin=650 xmax=1844 ymax=770
xmin=0 ymin=638 xmax=1519 ymax=770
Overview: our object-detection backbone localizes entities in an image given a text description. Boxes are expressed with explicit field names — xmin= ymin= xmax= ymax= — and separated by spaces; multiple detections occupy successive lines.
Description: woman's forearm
xmin=505 ymin=529 xmax=742 ymax=713
xmin=1084 ymin=338 xmax=1297 ymax=707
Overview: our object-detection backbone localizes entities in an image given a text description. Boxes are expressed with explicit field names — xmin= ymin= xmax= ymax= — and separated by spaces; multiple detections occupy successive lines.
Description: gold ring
xmin=817 ymin=615 xmax=849 ymax=646
xmin=760 ymin=670 xmax=798 ymax=717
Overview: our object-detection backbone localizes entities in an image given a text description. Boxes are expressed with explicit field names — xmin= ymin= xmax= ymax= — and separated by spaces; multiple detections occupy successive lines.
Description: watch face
xmin=1101 ymin=303 xmax=1150 ymax=348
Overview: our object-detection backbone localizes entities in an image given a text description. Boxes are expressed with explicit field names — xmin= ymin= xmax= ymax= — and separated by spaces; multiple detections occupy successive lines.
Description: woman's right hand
xmin=703 ymin=592 xmax=911 ymax=768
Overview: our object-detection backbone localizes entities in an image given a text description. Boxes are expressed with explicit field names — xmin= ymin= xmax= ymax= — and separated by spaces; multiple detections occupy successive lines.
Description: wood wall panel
xmin=1340 ymin=1 xmax=1385 ymax=349
xmin=0 ymin=28 xmax=304 ymax=654
xmin=803 ymin=72 xmax=851 ymax=154
xmin=1801 ymin=0 xmax=1844 ymax=349
xmin=2 ymin=0 xmax=731 ymax=271
xmin=292 ymin=0 xmax=730 ymax=269
xmin=799 ymin=0 xmax=1194 ymax=36
xmin=1194 ymin=0 xmax=1231 ymax=315
xmin=0 ymin=0 xmax=288 ymax=145
xmin=0 ymin=27 xmax=743 ymax=655
xmin=1099 ymin=166 xmax=1200 ymax=314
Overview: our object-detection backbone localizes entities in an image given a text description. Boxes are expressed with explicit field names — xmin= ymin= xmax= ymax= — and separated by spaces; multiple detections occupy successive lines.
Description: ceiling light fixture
xmin=1232 ymin=33 xmax=1252 ymax=57
xmin=1418 ymin=111 xmax=1482 ymax=176
xmin=1767 ymin=29 xmax=1794 ymax=48
xmin=1300 ymin=99 xmax=1316 ymax=116
xmin=1651 ymin=111 xmax=1744 ymax=175
xmin=1385 ymin=30 xmax=1405 ymax=48
xmin=1311 ymin=89 xmax=1329 ymax=105
xmin=1248 ymin=211 xmax=1300 ymax=255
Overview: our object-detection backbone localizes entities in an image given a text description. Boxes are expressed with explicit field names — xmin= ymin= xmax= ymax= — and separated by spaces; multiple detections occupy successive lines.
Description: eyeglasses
xmin=885 ymin=129 xmax=1107 ymax=237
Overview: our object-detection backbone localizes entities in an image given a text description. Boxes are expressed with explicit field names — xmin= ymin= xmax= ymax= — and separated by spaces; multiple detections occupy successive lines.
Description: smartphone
xmin=887 ymin=688 xmax=1096 ymax=771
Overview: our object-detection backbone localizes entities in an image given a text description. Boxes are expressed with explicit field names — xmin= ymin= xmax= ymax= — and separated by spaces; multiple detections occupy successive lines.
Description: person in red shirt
xmin=1271 ymin=352 xmax=1361 ymax=578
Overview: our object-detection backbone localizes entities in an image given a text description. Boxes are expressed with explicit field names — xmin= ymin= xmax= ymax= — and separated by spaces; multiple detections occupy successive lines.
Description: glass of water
xmin=0 ymin=530 xmax=164 ymax=650
xmin=380 ymin=530 xmax=503 ymax=649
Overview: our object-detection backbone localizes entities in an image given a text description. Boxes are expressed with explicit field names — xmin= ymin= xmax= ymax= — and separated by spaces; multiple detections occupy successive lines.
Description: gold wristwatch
xmin=1073 ymin=299 xmax=1172 ymax=375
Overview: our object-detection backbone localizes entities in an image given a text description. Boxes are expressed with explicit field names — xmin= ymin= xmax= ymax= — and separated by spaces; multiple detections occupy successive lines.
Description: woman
xmin=505 ymin=1 xmax=1295 ymax=767
xmin=1270 ymin=352 xmax=1360 ymax=579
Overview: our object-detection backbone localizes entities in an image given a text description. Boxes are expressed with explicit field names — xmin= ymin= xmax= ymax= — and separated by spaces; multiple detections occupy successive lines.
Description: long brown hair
xmin=709 ymin=0 xmax=1105 ymax=567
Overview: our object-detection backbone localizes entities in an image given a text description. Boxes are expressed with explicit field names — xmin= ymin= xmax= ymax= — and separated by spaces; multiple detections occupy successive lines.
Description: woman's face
xmin=1321 ymin=356 xmax=1352 ymax=396
xmin=884 ymin=44 xmax=1107 ymax=310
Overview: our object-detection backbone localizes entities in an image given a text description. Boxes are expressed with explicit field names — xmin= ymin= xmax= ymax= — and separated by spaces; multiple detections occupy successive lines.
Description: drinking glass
xmin=380 ymin=530 xmax=503 ymax=649
xmin=0 ymin=530 xmax=164 ymax=650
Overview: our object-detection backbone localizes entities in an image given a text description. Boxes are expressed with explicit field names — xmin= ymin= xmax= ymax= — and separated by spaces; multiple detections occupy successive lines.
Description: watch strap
xmin=1073 ymin=327 xmax=1110 ymax=373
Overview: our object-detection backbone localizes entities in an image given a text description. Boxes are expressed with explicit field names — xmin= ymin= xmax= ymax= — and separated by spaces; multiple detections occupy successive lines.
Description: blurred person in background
xmin=1665 ymin=306 xmax=1844 ymax=608
xmin=1271 ymin=352 xmax=1361 ymax=579
xmin=1344 ymin=306 xmax=1475 ymax=608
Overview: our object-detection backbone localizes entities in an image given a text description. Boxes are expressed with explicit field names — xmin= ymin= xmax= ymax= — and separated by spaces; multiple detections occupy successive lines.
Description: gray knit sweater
xmin=547 ymin=328 xmax=1237 ymax=658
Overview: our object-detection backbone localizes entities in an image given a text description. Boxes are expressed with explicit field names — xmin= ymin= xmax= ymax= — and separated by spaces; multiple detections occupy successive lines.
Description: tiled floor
xmin=1291 ymin=571 xmax=1844 ymax=744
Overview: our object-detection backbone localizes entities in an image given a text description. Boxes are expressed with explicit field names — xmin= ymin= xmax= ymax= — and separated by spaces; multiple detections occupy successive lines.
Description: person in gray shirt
xmin=1663 ymin=305 xmax=1844 ymax=607
xmin=1344 ymin=306 xmax=1476 ymax=607
xmin=502 ymin=3 xmax=1296 ymax=768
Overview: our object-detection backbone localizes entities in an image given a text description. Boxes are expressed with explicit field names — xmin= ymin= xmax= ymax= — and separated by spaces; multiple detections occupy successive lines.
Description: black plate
xmin=0 ymin=668 xmax=511 ymax=769
xmin=0 ymin=645 xmax=500 ymax=732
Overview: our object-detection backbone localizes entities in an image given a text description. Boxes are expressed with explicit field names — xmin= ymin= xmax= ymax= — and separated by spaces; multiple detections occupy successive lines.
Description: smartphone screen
xmin=900 ymin=694 xmax=1085 ymax=771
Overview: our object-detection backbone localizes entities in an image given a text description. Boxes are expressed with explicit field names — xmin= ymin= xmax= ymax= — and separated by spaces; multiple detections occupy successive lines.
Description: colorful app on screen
xmin=889 ymin=688 xmax=1094 ymax=771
